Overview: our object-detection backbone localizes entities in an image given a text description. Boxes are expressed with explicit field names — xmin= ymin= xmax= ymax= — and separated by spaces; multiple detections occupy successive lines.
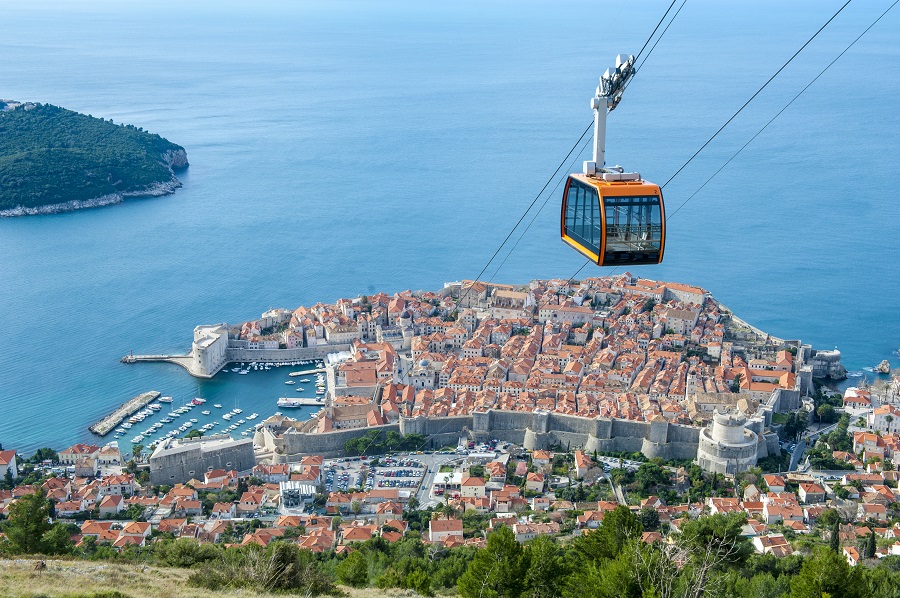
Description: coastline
xmin=0 ymin=178 xmax=182 ymax=218
xmin=0 ymin=147 xmax=188 ymax=218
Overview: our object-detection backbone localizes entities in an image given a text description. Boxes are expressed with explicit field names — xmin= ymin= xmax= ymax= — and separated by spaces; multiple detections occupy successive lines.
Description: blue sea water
xmin=1 ymin=0 xmax=898 ymax=453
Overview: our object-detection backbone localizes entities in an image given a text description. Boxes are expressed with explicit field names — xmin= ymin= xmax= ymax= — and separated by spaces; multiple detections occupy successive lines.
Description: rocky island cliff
xmin=0 ymin=100 xmax=188 ymax=216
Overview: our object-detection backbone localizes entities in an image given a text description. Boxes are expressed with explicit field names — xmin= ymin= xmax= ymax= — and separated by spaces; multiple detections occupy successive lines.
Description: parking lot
xmin=373 ymin=457 xmax=425 ymax=489
xmin=323 ymin=456 xmax=426 ymax=493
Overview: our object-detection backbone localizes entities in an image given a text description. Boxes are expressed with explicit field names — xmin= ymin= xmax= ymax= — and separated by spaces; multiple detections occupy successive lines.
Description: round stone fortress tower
xmin=696 ymin=410 xmax=758 ymax=476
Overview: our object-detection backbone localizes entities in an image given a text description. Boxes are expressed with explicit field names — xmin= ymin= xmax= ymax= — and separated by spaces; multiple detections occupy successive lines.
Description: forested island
xmin=0 ymin=101 xmax=188 ymax=216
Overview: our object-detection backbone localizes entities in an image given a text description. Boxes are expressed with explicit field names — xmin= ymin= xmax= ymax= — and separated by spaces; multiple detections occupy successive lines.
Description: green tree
xmin=30 ymin=448 xmax=58 ymax=463
xmin=678 ymin=512 xmax=752 ymax=567
xmin=830 ymin=518 xmax=841 ymax=553
xmin=576 ymin=505 xmax=643 ymax=562
xmin=336 ymin=550 xmax=369 ymax=587
xmin=731 ymin=373 xmax=743 ymax=393
xmin=405 ymin=568 xmax=432 ymax=596
xmin=866 ymin=528 xmax=876 ymax=559
xmin=524 ymin=535 xmax=566 ymax=598
xmin=640 ymin=507 xmax=660 ymax=531
xmin=458 ymin=525 xmax=526 ymax=598
xmin=789 ymin=546 xmax=865 ymax=598
xmin=634 ymin=462 xmax=670 ymax=495
xmin=817 ymin=404 xmax=837 ymax=424
xmin=1 ymin=490 xmax=71 ymax=555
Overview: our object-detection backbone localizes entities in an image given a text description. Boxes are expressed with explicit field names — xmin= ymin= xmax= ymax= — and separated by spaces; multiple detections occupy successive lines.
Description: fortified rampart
xmin=149 ymin=434 xmax=255 ymax=485
xmin=225 ymin=344 xmax=350 ymax=365
xmin=268 ymin=409 xmax=705 ymax=462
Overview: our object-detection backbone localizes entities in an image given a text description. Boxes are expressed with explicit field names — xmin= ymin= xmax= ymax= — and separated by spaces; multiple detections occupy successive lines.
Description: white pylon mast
xmin=583 ymin=53 xmax=637 ymax=176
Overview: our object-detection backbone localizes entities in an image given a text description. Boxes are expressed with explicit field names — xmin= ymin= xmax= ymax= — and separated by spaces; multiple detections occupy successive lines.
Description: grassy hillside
xmin=0 ymin=558 xmax=413 ymax=598
xmin=0 ymin=102 xmax=186 ymax=211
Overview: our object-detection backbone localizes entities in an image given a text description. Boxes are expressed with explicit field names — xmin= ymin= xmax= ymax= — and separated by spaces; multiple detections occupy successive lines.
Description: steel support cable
xmin=488 ymin=134 xmax=594 ymax=284
xmin=453 ymin=120 xmax=593 ymax=309
xmin=659 ymin=0 xmax=853 ymax=191
xmin=622 ymin=0 xmax=688 ymax=96
xmin=564 ymin=1 xmax=872 ymax=296
xmin=455 ymin=0 xmax=687 ymax=309
xmin=666 ymin=0 xmax=898 ymax=221
xmin=484 ymin=2 xmax=689 ymax=286
xmin=634 ymin=0 xmax=679 ymax=64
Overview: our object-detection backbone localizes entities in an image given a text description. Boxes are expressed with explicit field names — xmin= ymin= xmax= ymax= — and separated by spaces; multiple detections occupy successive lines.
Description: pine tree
xmin=457 ymin=525 xmax=526 ymax=598
xmin=1 ymin=490 xmax=70 ymax=555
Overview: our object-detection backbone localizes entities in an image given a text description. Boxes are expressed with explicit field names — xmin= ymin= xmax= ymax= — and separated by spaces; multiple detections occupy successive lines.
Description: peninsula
xmin=130 ymin=274 xmax=848 ymax=470
xmin=0 ymin=100 xmax=188 ymax=216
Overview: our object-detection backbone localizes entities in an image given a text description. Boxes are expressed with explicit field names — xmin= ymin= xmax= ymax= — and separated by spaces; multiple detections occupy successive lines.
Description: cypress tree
xmin=865 ymin=528 xmax=876 ymax=559
xmin=829 ymin=518 xmax=841 ymax=553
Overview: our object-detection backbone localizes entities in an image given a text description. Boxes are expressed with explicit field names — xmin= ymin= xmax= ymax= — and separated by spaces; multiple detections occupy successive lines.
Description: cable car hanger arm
xmin=584 ymin=54 xmax=637 ymax=177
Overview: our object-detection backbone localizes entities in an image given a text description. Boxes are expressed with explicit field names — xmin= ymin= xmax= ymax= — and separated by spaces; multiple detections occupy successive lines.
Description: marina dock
xmin=89 ymin=391 xmax=160 ymax=436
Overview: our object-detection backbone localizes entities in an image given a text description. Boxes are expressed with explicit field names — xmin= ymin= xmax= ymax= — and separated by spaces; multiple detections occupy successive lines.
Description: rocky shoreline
xmin=0 ymin=178 xmax=182 ymax=217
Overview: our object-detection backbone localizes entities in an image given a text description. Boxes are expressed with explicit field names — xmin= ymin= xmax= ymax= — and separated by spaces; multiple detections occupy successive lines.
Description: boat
xmin=285 ymin=380 xmax=296 ymax=385
xmin=277 ymin=398 xmax=304 ymax=408
xmin=223 ymin=413 xmax=232 ymax=421
xmin=149 ymin=403 xmax=162 ymax=411
xmin=122 ymin=422 xmax=133 ymax=429
xmin=247 ymin=413 xmax=258 ymax=420
xmin=316 ymin=389 xmax=325 ymax=395
xmin=159 ymin=396 xmax=173 ymax=403
xmin=213 ymin=404 xmax=222 ymax=408
xmin=299 ymin=378 xmax=311 ymax=383
xmin=190 ymin=418 xmax=198 ymax=423
xmin=234 ymin=408 xmax=243 ymax=414
xmin=201 ymin=410 xmax=211 ymax=415
xmin=193 ymin=397 xmax=207 ymax=404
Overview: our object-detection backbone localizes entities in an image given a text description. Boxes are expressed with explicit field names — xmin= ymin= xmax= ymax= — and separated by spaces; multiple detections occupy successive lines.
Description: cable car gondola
xmin=561 ymin=54 xmax=665 ymax=267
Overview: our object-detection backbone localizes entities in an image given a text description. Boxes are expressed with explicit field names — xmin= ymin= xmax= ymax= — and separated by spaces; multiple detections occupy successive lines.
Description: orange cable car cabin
xmin=561 ymin=173 xmax=665 ymax=266
xmin=560 ymin=53 xmax=666 ymax=267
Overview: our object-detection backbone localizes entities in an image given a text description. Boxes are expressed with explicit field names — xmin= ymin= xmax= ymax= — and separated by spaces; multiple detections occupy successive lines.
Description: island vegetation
xmin=0 ymin=101 xmax=187 ymax=215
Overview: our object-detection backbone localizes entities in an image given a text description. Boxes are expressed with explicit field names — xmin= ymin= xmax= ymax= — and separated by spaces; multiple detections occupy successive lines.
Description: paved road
xmin=416 ymin=454 xmax=467 ymax=508
xmin=788 ymin=439 xmax=806 ymax=472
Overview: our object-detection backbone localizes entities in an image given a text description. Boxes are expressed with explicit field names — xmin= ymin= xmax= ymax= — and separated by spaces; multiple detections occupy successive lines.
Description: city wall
xmin=225 ymin=344 xmax=351 ymax=364
xmin=269 ymin=408 xmax=704 ymax=462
